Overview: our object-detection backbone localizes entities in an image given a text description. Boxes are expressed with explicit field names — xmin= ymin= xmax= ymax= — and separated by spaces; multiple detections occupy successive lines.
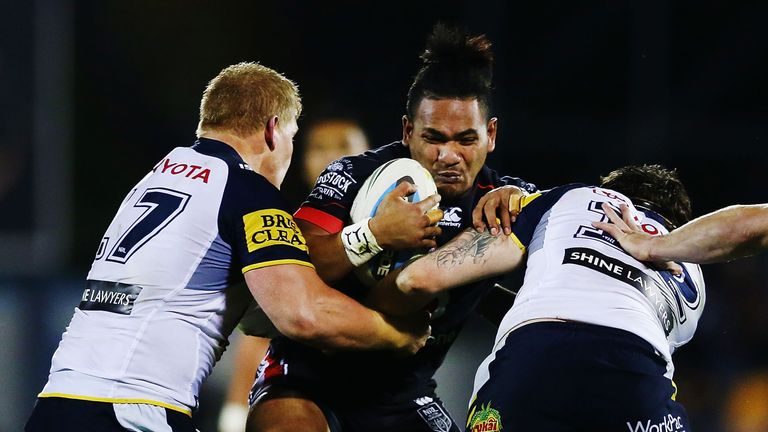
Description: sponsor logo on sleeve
xmin=243 ymin=209 xmax=308 ymax=252
xmin=416 ymin=401 xmax=453 ymax=432
xmin=310 ymin=158 xmax=356 ymax=200
xmin=468 ymin=402 xmax=503 ymax=431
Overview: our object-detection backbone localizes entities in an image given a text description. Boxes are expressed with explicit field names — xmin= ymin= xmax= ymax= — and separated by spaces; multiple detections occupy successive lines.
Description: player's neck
xmin=199 ymin=130 xmax=281 ymax=187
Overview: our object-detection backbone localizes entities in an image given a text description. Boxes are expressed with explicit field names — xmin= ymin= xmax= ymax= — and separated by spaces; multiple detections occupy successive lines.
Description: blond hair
xmin=197 ymin=62 xmax=302 ymax=137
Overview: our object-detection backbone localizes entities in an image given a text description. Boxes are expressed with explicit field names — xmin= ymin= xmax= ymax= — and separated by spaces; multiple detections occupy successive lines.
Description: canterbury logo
xmin=414 ymin=396 xmax=434 ymax=406
xmin=442 ymin=207 xmax=462 ymax=223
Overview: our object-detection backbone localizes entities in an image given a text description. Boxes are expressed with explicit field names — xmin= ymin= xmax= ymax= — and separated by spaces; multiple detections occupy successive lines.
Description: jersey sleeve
xmin=499 ymin=175 xmax=538 ymax=194
xmin=220 ymin=170 xmax=313 ymax=273
xmin=294 ymin=156 xmax=371 ymax=234
xmin=509 ymin=183 xmax=583 ymax=252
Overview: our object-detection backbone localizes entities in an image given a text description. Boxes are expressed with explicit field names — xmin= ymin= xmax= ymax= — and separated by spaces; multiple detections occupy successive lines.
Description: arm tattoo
xmin=435 ymin=230 xmax=500 ymax=269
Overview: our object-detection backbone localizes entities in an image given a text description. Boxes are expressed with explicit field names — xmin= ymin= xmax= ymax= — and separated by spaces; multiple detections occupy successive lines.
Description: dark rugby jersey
xmin=270 ymin=141 xmax=536 ymax=403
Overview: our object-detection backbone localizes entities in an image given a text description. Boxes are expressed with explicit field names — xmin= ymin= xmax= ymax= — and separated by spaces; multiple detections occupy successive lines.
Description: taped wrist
xmin=341 ymin=217 xmax=383 ymax=266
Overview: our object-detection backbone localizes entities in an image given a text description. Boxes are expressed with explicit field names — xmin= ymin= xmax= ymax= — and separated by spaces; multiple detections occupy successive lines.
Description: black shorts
xmin=250 ymin=339 xmax=462 ymax=432
xmin=467 ymin=322 xmax=691 ymax=432
xmin=25 ymin=397 xmax=196 ymax=432
xmin=252 ymin=377 xmax=461 ymax=432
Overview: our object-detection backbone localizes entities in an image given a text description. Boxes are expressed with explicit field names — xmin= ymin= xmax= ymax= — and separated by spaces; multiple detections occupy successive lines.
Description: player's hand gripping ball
xmin=350 ymin=158 xmax=439 ymax=286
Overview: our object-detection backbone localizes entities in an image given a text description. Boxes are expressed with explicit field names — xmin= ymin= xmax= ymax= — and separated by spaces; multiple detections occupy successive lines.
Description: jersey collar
xmin=192 ymin=138 xmax=247 ymax=166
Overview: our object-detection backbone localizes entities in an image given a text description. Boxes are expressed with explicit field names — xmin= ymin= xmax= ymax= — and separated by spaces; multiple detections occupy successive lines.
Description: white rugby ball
xmin=350 ymin=158 xmax=438 ymax=287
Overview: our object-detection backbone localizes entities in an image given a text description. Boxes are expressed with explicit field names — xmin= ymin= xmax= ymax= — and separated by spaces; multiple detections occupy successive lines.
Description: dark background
xmin=2 ymin=1 xmax=767 ymax=431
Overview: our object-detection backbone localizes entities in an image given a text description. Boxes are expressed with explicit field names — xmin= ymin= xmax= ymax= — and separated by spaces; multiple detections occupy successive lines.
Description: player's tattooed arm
xmin=435 ymin=229 xmax=500 ymax=269
xmin=399 ymin=227 xmax=525 ymax=296
xmin=368 ymin=227 xmax=525 ymax=316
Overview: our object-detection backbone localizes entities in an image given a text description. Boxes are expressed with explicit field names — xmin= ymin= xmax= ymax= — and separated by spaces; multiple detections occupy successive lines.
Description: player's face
xmin=403 ymin=98 xmax=497 ymax=199
xmin=303 ymin=122 xmax=369 ymax=188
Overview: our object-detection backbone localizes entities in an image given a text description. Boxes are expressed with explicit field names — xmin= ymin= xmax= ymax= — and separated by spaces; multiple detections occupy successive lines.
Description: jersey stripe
xmin=294 ymin=206 xmax=345 ymax=233
xmin=242 ymin=258 xmax=316 ymax=273
xmin=37 ymin=393 xmax=192 ymax=416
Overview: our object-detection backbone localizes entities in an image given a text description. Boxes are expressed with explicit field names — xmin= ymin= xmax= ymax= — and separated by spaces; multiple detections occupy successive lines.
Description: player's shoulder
xmin=190 ymin=137 xmax=241 ymax=167
xmin=509 ymin=183 xmax=590 ymax=248
xmin=189 ymin=138 xmax=278 ymax=193
xmin=188 ymin=139 xmax=288 ymax=215
xmin=150 ymin=142 xmax=229 ymax=187
xmin=303 ymin=141 xmax=409 ymax=206
xmin=335 ymin=140 xmax=410 ymax=178
xmin=476 ymin=165 xmax=537 ymax=193
xmin=516 ymin=183 xmax=589 ymax=219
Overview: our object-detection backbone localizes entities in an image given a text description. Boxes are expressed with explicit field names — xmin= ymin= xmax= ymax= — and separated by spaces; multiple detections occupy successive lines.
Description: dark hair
xmin=405 ymin=23 xmax=494 ymax=120
xmin=600 ymin=164 xmax=692 ymax=229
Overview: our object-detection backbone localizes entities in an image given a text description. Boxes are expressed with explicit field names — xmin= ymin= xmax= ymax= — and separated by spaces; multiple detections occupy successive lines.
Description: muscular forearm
xmin=648 ymin=205 xmax=768 ymax=263
xmin=398 ymin=228 xmax=523 ymax=295
xmin=246 ymin=266 xmax=419 ymax=352
xmin=365 ymin=229 xmax=513 ymax=317
xmin=297 ymin=291 xmax=410 ymax=350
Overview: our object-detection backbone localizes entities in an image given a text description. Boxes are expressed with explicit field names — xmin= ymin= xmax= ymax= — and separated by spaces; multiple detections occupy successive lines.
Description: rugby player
xmin=25 ymin=62 xmax=428 ymax=432
xmin=247 ymin=24 xmax=536 ymax=432
xmin=218 ymin=118 xmax=372 ymax=432
xmin=390 ymin=165 xmax=704 ymax=431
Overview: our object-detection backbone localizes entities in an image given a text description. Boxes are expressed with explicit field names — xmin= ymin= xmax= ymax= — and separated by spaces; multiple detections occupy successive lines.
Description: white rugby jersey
xmin=39 ymin=138 xmax=312 ymax=415
xmin=496 ymin=184 xmax=705 ymax=378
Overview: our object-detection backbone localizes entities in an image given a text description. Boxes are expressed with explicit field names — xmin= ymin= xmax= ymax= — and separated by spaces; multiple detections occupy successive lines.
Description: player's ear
xmin=402 ymin=115 xmax=413 ymax=146
xmin=486 ymin=117 xmax=498 ymax=153
xmin=265 ymin=116 xmax=278 ymax=151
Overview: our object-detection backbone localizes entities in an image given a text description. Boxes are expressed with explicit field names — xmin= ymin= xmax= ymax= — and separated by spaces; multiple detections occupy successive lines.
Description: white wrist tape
xmin=341 ymin=217 xmax=383 ymax=266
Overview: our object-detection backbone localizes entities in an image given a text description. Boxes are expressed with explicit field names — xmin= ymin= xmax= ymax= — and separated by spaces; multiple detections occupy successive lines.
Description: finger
xmin=417 ymin=193 xmax=442 ymax=212
xmin=671 ymin=265 xmax=683 ymax=276
xmin=391 ymin=181 xmax=417 ymax=200
xmin=483 ymin=200 xmax=501 ymax=236
xmin=663 ymin=261 xmax=683 ymax=276
xmin=508 ymin=192 xmax=523 ymax=214
xmin=423 ymin=226 xmax=442 ymax=238
xmin=425 ymin=208 xmax=444 ymax=226
xmin=472 ymin=195 xmax=490 ymax=232
xmin=619 ymin=204 xmax=639 ymax=229
xmin=601 ymin=202 xmax=628 ymax=229
xmin=420 ymin=238 xmax=438 ymax=249
xmin=499 ymin=200 xmax=512 ymax=236
xmin=592 ymin=221 xmax=624 ymax=239
xmin=651 ymin=259 xmax=682 ymax=276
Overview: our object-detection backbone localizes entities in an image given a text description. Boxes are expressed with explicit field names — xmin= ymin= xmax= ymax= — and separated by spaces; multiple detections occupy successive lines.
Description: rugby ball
xmin=350 ymin=158 xmax=438 ymax=287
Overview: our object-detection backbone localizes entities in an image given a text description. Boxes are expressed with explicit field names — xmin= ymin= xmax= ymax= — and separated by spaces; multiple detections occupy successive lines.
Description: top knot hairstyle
xmin=406 ymin=23 xmax=495 ymax=120
xmin=600 ymin=164 xmax=692 ymax=230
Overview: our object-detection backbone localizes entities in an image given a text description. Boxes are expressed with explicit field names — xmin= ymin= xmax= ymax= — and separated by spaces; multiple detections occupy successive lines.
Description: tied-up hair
xmin=600 ymin=164 xmax=692 ymax=230
xmin=406 ymin=23 xmax=495 ymax=121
